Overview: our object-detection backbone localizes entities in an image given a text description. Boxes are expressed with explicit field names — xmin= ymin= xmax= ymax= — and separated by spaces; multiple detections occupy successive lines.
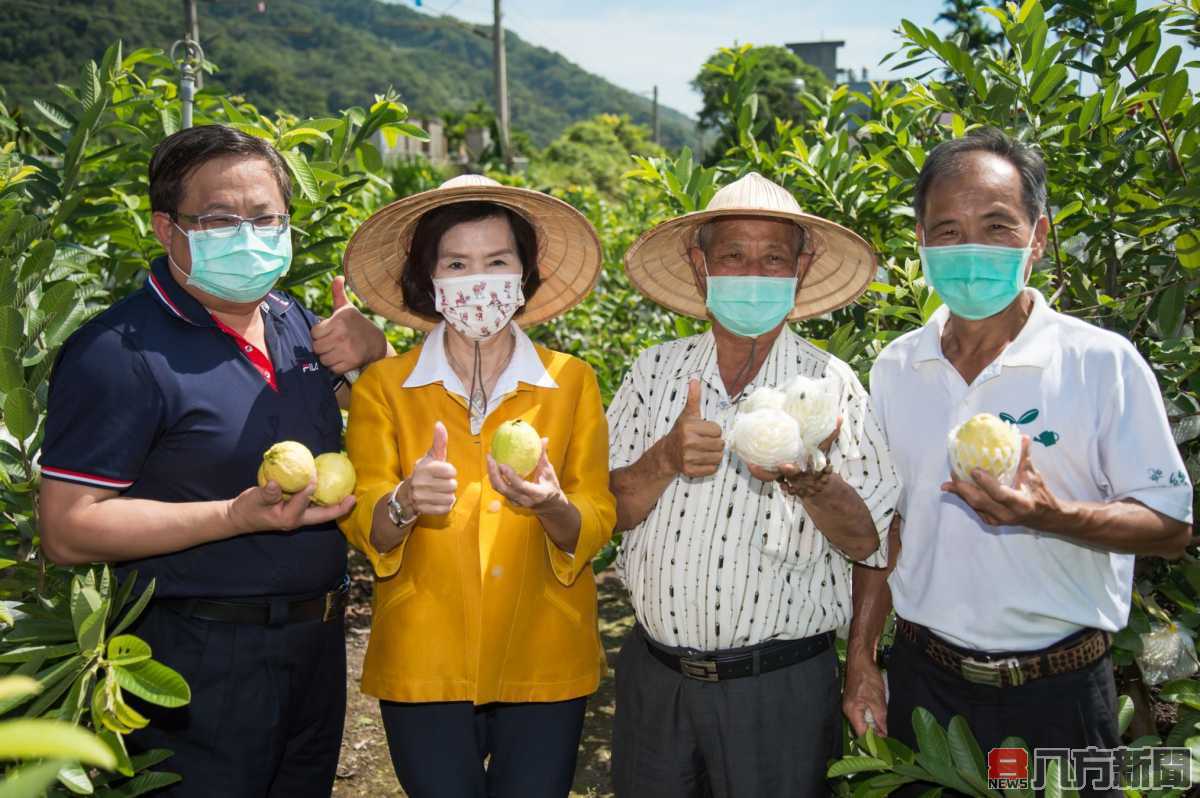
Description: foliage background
xmin=0 ymin=0 xmax=697 ymax=151
xmin=1 ymin=0 xmax=1199 ymax=794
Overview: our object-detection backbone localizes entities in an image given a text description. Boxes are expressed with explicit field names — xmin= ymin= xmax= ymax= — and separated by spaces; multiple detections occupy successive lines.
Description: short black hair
xmin=400 ymin=201 xmax=541 ymax=321
xmin=149 ymin=124 xmax=292 ymax=216
xmin=913 ymin=127 xmax=1047 ymax=225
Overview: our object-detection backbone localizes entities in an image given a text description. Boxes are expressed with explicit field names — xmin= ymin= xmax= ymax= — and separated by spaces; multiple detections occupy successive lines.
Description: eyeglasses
xmin=174 ymin=211 xmax=291 ymax=238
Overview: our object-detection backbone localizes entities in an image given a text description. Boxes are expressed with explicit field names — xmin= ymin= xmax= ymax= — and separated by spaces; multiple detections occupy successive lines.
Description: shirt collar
xmin=912 ymin=288 xmax=1055 ymax=370
xmin=147 ymin=256 xmax=294 ymax=325
xmin=402 ymin=322 xmax=558 ymax=396
xmin=670 ymin=327 xmax=802 ymax=399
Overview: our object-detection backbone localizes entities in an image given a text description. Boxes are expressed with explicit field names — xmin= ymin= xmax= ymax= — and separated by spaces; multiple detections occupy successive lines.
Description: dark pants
xmin=379 ymin=697 xmax=588 ymax=798
xmin=887 ymin=627 xmax=1120 ymax=797
xmin=612 ymin=625 xmax=842 ymax=798
xmin=127 ymin=602 xmax=347 ymax=798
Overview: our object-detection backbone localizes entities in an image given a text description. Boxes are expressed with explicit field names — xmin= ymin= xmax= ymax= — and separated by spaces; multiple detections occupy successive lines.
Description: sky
xmin=401 ymin=0 xmax=1198 ymax=118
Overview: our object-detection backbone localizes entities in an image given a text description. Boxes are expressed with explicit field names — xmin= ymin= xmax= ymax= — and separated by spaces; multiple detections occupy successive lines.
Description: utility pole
xmin=183 ymin=0 xmax=202 ymax=88
xmin=651 ymin=85 xmax=660 ymax=145
xmin=492 ymin=0 xmax=512 ymax=170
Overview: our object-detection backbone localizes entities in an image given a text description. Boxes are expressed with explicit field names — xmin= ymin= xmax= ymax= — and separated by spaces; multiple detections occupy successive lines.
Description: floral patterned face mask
xmin=432 ymin=273 xmax=526 ymax=341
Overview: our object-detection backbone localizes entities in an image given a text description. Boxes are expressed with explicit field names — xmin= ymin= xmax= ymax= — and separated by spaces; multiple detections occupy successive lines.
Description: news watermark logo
xmin=987 ymin=746 xmax=1194 ymax=791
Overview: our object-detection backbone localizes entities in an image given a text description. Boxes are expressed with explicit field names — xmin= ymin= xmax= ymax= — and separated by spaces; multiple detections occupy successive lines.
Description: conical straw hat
xmin=624 ymin=172 xmax=877 ymax=320
xmin=343 ymin=174 xmax=602 ymax=331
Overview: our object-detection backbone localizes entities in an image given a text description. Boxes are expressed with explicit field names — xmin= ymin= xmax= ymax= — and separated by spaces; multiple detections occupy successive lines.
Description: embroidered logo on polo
xmin=998 ymin=408 xmax=1060 ymax=447
xmin=300 ymin=361 xmax=320 ymax=374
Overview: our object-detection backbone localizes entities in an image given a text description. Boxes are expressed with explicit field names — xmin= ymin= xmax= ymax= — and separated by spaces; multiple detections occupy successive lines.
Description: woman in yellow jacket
xmin=339 ymin=174 xmax=615 ymax=798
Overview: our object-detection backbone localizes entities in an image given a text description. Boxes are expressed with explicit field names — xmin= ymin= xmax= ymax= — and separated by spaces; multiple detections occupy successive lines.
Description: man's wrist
xmin=651 ymin=436 xmax=681 ymax=480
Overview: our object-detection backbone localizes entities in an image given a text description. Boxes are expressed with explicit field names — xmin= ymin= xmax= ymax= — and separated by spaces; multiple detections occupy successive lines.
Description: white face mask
xmin=433 ymin=274 xmax=525 ymax=340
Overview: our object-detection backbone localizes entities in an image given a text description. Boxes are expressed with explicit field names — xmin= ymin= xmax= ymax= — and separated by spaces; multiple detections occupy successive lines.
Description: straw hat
xmin=343 ymin=174 xmax=602 ymax=331
xmin=624 ymin=172 xmax=877 ymax=321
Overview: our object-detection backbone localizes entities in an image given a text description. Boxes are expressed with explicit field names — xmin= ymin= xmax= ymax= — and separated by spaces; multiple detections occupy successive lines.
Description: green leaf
xmin=0 ymin=719 xmax=116 ymax=767
xmin=109 ymin=579 xmax=155 ymax=638
xmin=0 ymin=760 xmax=70 ymax=798
xmin=1017 ymin=409 xmax=1040 ymax=425
xmin=58 ymin=762 xmax=94 ymax=794
xmin=1053 ymin=201 xmax=1082 ymax=224
xmin=34 ymin=99 xmax=73 ymax=129
xmin=0 ymin=346 xmax=22 ymax=394
xmin=1177 ymin=231 xmax=1200 ymax=270
xmin=3 ymin=387 xmax=36 ymax=442
xmin=1118 ymin=694 xmax=1135 ymax=735
xmin=826 ymin=755 xmax=891 ymax=777
xmin=1030 ymin=64 xmax=1069 ymax=104
xmin=1160 ymin=678 xmax=1200 ymax=710
xmin=112 ymin=660 xmax=190 ymax=708
xmin=911 ymin=709 xmax=959 ymax=786
xmin=1159 ymin=71 xmax=1188 ymax=119
xmin=105 ymin=635 xmax=151 ymax=667
xmin=0 ymin=306 xmax=22 ymax=353
xmin=280 ymin=149 xmax=320 ymax=203
xmin=97 ymin=770 xmax=183 ymax=797
xmin=1155 ymin=282 xmax=1187 ymax=339
xmin=946 ymin=715 xmax=986 ymax=776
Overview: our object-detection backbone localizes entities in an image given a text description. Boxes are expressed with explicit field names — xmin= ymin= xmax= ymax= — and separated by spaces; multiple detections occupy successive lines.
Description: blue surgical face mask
xmin=919 ymin=229 xmax=1035 ymax=320
xmin=703 ymin=257 xmax=798 ymax=338
xmin=170 ymin=223 xmax=292 ymax=303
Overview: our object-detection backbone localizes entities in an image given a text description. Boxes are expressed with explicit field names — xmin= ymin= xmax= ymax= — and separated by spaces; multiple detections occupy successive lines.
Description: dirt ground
xmin=332 ymin=551 xmax=633 ymax=798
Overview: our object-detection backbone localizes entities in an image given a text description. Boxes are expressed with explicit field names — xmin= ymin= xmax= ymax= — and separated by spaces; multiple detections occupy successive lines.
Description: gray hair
xmin=913 ymin=128 xmax=1047 ymax=225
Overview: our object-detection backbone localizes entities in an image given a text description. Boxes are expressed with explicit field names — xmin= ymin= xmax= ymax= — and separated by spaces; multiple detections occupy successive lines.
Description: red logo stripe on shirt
xmin=41 ymin=466 xmax=135 ymax=489
xmin=208 ymin=313 xmax=279 ymax=391
xmin=147 ymin=273 xmax=190 ymax=322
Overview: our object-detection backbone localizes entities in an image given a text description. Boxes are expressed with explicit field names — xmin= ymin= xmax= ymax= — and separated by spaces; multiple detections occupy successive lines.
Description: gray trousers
xmin=612 ymin=625 xmax=842 ymax=798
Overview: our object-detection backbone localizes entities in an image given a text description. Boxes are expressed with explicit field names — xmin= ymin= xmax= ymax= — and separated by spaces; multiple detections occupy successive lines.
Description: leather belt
xmin=157 ymin=583 xmax=347 ymax=626
xmin=642 ymin=627 xmax=832 ymax=682
xmin=896 ymin=618 xmax=1110 ymax=688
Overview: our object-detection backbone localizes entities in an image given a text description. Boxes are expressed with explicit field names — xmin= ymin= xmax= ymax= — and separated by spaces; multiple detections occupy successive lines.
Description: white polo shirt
xmin=871 ymin=289 xmax=1194 ymax=652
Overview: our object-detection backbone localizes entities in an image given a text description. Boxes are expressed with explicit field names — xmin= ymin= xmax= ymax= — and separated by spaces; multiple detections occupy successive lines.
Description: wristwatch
xmin=387 ymin=481 xmax=418 ymax=527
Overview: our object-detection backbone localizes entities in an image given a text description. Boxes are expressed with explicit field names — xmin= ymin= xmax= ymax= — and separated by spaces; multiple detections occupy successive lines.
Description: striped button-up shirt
xmin=607 ymin=329 xmax=900 ymax=651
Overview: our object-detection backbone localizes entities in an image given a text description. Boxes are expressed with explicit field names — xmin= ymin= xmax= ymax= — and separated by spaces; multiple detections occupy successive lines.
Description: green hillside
xmin=0 ymin=0 xmax=695 ymax=149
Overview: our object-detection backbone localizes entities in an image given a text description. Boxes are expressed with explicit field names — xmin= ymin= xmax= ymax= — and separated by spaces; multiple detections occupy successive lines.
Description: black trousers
xmin=379 ymin=697 xmax=588 ymax=798
xmin=127 ymin=602 xmax=347 ymax=798
xmin=612 ymin=625 xmax=842 ymax=798
xmin=887 ymin=628 xmax=1120 ymax=798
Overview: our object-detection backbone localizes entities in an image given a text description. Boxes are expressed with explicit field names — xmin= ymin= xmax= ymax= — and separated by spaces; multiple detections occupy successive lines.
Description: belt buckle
xmin=322 ymin=591 xmax=336 ymax=622
xmin=679 ymin=657 xmax=719 ymax=682
xmin=961 ymin=656 xmax=1023 ymax=687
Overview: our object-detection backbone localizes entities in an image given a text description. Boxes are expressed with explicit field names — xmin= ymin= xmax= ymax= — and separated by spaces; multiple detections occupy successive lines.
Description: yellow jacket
xmin=340 ymin=340 xmax=615 ymax=704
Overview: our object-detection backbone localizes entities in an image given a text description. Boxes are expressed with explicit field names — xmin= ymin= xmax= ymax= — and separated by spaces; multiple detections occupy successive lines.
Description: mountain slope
xmin=0 ymin=0 xmax=695 ymax=149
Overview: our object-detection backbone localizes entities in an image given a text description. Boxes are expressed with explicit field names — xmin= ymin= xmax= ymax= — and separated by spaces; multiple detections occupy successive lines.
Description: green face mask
xmin=703 ymin=259 xmax=797 ymax=338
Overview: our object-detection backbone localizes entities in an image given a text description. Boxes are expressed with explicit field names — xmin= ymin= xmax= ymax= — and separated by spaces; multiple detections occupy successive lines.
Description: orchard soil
xmin=332 ymin=550 xmax=631 ymax=798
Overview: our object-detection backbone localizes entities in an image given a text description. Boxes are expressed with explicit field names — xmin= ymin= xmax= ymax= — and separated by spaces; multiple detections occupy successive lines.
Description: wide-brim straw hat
xmin=624 ymin=172 xmax=877 ymax=321
xmin=343 ymin=174 xmax=602 ymax=331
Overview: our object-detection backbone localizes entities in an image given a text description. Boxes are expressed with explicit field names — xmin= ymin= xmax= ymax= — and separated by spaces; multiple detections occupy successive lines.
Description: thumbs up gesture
xmin=663 ymin=379 xmax=725 ymax=478
xmin=311 ymin=275 xmax=391 ymax=375
xmin=404 ymin=421 xmax=458 ymax=516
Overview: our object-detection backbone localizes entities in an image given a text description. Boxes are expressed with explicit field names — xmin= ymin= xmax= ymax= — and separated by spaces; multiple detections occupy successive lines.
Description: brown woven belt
xmin=895 ymin=618 xmax=1111 ymax=688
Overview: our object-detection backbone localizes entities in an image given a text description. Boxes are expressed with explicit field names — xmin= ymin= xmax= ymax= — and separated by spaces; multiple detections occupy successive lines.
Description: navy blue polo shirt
xmin=42 ymin=256 xmax=347 ymax=599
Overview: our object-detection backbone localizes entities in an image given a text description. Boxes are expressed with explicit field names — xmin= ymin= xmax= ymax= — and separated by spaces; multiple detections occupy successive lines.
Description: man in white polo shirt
xmin=607 ymin=173 xmax=901 ymax=796
xmin=843 ymin=128 xmax=1193 ymax=795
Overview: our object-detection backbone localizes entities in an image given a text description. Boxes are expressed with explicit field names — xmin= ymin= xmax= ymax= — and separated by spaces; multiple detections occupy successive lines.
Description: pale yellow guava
xmin=491 ymin=420 xmax=542 ymax=477
xmin=948 ymin=413 xmax=1021 ymax=485
xmin=260 ymin=441 xmax=317 ymax=494
xmin=313 ymin=452 xmax=356 ymax=507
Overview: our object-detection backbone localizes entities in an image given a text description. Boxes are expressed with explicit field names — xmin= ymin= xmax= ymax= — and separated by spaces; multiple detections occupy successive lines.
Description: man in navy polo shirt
xmin=38 ymin=125 xmax=391 ymax=796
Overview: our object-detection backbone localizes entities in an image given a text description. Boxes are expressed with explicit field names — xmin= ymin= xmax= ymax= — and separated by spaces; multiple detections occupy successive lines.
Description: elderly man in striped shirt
xmin=606 ymin=172 xmax=901 ymax=797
